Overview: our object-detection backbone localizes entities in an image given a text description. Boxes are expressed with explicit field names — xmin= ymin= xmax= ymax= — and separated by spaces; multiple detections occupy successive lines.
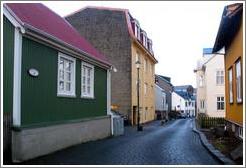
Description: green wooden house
xmin=3 ymin=3 xmax=112 ymax=162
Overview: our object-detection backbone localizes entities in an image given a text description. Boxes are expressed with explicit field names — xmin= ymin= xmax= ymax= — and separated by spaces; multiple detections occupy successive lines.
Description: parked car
xmin=180 ymin=112 xmax=187 ymax=118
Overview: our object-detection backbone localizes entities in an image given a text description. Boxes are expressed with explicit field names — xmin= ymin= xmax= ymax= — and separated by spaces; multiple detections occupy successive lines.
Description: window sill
xmin=216 ymin=110 xmax=225 ymax=112
xmin=81 ymin=95 xmax=95 ymax=99
xmin=237 ymin=100 xmax=243 ymax=104
xmin=216 ymin=84 xmax=224 ymax=86
xmin=57 ymin=93 xmax=76 ymax=98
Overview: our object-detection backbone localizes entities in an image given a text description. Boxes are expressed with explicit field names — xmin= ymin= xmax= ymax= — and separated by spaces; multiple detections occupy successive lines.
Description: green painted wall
xmin=3 ymin=16 xmax=15 ymax=114
xmin=21 ymin=37 xmax=107 ymax=127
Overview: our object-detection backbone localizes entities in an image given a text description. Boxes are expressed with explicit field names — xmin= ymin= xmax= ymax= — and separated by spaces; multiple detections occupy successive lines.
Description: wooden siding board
xmin=224 ymin=19 xmax=243 ymax=126
xmin=21 ymin=37 xmax=107 ymax=127
xmin=3 ymin=16 xmax=15 ymax=114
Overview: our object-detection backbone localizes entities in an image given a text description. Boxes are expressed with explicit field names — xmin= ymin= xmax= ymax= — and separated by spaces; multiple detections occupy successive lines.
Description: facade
xmin=213 ymin=3 xmax=243 ymax=139
xmin=66 ymin=6 xmax=158 ymax=125
xmin=172 ymin=85 xmax=196 ymax=117
xmin=3 ymin=3 xmax=112 ymax=162
xmin=194 ymin=48 xmax=225 ymax=117
xmin=155 ymin=84 xmax=168 ymax=120
xmin=155 ymin=75 xmax=173 ymax=120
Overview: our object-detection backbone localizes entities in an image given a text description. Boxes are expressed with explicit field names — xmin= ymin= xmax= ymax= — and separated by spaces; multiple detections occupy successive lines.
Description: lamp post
xmin=136 ymin=60 xmax=142 ymax=131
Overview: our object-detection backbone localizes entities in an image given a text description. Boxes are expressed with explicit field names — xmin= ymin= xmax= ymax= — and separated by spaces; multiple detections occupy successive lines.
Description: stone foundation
xmin=12 ymin=116 xmax=111 ymax=162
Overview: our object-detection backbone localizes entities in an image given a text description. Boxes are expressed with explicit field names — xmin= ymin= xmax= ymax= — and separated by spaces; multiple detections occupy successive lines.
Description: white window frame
xmin=81 ymin=62 xmax=94 ymax=98
xmin=238 ymin=127 xmax=243 ymax=139
xmin=216 ymin=70 xmax=224 ymax=85
xmin=144 ymin=58 xmax=147 ymax=72
xmin=236 ymin=60 xmax=242 ymax=103
xmin=200 ymin=100 xmax=205 ymax=109
xmin=199 ymin=75 xmax=204 ymax=87
xmin=57 ymin=53 xmax=76 ymax=97
xmin=228 ymin=68 xmax=233 ymax=103
xmin=144 ymin=83 xmax=147 ymax=95
xmin=150 ymin=63 xmax=153 ymax=75
xmin=216 ymin=96 xmax=224 ymax=110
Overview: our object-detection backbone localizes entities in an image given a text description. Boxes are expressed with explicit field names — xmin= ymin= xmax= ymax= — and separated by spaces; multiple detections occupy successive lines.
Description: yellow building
xmin=213 ymin=3 xmax=243 ymax=139
xmin=131 ymin=34 xmax=157 ymax=125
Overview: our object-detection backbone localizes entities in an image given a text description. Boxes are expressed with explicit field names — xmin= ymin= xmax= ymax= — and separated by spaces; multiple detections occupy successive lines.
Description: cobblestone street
xmin=22 ymin=118 xmax=221 ymax=165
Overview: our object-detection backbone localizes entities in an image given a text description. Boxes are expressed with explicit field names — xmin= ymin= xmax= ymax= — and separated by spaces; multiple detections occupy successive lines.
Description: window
xmin=199 ymin=75 xmax=204 ymax=87
xmin=185 ymin=101 xmax=188 ymax=107
xmin=228 ymin=68 xmax=233 ymax=103
xmin=57 ymin=53 xmax=76 ymax=97
xmin=217 ymin=96 xmax=224 ymax=110
xmin=146 ymin=60 xmax=148 ymax=72
xmin=81 ymin=62 xmax=94 ymax=98
xmin=238 ymin=127 xmax=243 ymax=139
xmin=142 ymin=31 xmax=147 ymax=47
xmin=136 ymin=53 xmax=139 ymax=62
xmin=134 ymin=20 xmax=141 ymax=40
xmin=144 ymin=83 xmax=147 ymax=95
xmin=200 ymin=100 xmax=205 ymax=109
xmin=236 ymin=60 xmax=242 ymax=103
xmin=144 ymin=59 xmax=147 ymax=72
xmin=150 ymin=63 xmax=152 ymax=74
xmin=216 ymin=70 xmax=224 ymax=85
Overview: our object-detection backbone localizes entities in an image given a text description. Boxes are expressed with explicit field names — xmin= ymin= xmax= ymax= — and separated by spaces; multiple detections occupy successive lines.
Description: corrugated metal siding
xmin=3 ymin=16 xmax=14 ymax=154
xmin=21 ymin=37 xmax=107 ymax=127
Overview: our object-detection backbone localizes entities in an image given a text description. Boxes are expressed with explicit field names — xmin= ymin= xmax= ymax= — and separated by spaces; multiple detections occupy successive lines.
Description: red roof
xmin=5 ymin=3 xmax=110 ymax=66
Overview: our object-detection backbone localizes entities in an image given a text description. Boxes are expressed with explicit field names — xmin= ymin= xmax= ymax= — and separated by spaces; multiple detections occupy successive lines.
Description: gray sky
xmin=43 ymin=1 xmax=236 ymax=87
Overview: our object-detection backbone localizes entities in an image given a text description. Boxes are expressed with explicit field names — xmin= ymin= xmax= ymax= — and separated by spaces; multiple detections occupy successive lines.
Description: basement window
xmin=238 ymin=127 xmax=243 ymax=139
xmin=81 ymin=62 xmax=94 ymax=98
xmin=57 ymin=53 xmax=76 ymax=97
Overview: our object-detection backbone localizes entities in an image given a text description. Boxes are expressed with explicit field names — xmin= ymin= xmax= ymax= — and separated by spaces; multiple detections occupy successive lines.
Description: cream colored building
xmin=194 ymin=48 xmax=225 ymax=117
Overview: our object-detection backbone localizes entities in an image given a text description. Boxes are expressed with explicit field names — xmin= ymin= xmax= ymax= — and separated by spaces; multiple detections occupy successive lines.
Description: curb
xmin=192 ymin=120 xmax=235 ymax=165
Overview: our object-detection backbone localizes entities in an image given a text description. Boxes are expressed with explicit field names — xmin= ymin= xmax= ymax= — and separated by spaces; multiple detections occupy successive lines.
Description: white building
xmin=194 ymin=48 xmax=225 ymax=117
xmin=172 ymin=91 xmax=195 ymax=117
xmin=155 ymin=84 xmax=168 ymax=120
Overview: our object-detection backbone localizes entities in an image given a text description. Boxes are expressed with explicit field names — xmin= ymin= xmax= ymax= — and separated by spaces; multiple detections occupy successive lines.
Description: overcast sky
xmin=43 ymin=1 xmax=237 ymax=87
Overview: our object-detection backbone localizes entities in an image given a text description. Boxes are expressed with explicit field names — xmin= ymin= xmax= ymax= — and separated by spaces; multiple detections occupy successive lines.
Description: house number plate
xmin=28 ymin=68 xmax=39 ymax=77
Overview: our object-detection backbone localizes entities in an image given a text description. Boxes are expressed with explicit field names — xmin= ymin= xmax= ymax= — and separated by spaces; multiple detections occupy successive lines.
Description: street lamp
xmin=136 ymin=60 xmax=142 ymax=131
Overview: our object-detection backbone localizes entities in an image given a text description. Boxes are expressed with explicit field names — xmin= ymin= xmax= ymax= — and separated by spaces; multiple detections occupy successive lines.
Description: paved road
xmin=22 ymin=118 xmax=221 ymax=165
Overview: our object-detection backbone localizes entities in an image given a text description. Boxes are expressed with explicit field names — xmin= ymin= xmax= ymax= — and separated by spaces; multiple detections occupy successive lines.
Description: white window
xmin=217 ymin=96 xmax=224 ymax=110
xmin=216 ymin=70 xmax=224 ymax=85
xmin=81 ymin=62 xmax=94 ymax=98
xmin=238 ymin=127 xmax=243 ymax=139
xmin=200 ymin=100 xmax=205 ymax=109
xmin=136 ymin=53 xmax=139 ymax=62
xmin=199 ymin=75 xmax=204 ymax=87
xmin=144 ymin=59 xmax=147 ymax=72
xmin=236 ymin=60 xmax=242 ymax=103
xmin=134 ymin=20 xmax=141 ymax=40
xmin=137 ymin=27 xmax=141 ymax=40
xmin=57 ymin=53 xmax=76 ymax=97
xmin=144 ymin=83 xmax=147 ymax=95
xmin=228 ymin=68 xmax=233 ymax=103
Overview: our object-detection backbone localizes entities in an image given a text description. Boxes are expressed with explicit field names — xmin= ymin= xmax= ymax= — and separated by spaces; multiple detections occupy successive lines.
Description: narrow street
xmin=22 ymin=119 xmax=221 ymax=165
